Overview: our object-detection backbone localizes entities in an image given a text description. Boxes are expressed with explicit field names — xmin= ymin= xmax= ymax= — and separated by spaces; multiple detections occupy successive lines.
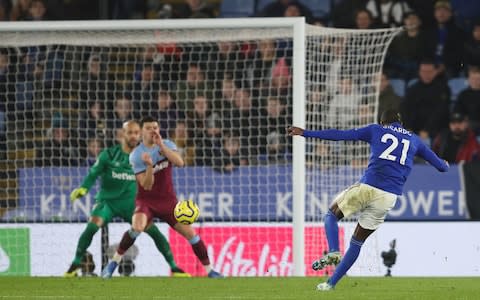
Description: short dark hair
xmin=380 ymin=109 xmax=402 ymax=125
xmin=419 ymin=58 xmax=437 ymax=68
xmin=468 ymin=66 xmax=480 ymax=74
xmin=355 ymin=8 xmax=373 ymax=20
xmin=403 ymin=11 xmax=419 ymax=21
xmin=140 ymin=116 xmax=158 ymax=127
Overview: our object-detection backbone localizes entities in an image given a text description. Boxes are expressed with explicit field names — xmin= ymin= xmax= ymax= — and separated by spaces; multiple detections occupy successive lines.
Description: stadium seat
xmin=448 ymin=77 xmax=469 ymax=101
xmin=389 ymin=79 xmax=406 ymax=97
xmin=220 ymin=0 xmax=255 ymax=17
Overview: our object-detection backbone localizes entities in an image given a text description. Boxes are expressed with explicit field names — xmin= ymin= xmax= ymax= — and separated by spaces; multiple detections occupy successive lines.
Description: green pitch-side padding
xmin=0 ymin=228 xmax=30 ymax=276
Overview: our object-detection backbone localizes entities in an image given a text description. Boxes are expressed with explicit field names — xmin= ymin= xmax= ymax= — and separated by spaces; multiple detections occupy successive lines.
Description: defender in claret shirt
xmin=64 ymin=121 xmax=188 ymax=277
xmin=288 ymin=109 xmax=449 ymax=291
xmin=102 ymin=116 xmax=222 ymax=278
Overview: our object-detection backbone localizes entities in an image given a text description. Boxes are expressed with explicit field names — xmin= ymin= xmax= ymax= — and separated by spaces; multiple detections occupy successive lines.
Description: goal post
xmin=291 ymin=19 xmax=306 ymax=277
xmin=0 ymin=18 xmax=400 ymax=277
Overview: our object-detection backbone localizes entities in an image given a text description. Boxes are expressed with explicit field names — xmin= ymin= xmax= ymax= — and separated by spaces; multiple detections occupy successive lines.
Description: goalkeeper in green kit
xmin=64 ymin=120 xmax=189 ymax=277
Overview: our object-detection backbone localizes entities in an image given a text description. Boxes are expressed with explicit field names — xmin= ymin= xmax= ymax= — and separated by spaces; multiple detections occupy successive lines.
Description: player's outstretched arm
xmin=287 ymin=126 xmax=371 ymax=142
xmin=71 ymin=150 xmax=108 ymax=201
xmin=70 ymin=187 xmax=88 ymax=202
xmin=287 ymin=126 xmax=304 ymax=136
xmin=416 ymin=143 xmax=449 ymax=172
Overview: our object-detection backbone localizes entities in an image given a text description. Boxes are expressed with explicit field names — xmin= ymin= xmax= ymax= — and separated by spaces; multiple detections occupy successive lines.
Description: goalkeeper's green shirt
xmin=80 ymin=144 xmax=137 ymax=205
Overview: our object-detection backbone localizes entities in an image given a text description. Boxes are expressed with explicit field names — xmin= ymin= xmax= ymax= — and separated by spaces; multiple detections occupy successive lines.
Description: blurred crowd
xmin=0 ymin=0 xmax=479 ymax=172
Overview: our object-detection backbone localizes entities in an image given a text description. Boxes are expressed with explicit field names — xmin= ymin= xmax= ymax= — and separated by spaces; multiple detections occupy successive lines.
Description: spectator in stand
xmin=130 ymin=62 xmax=159 ymax=118
xmin=139 ymin=45 xmax=179 ymax=89
xmin=377 ymin=72 xmax=402 ymax=122
xmin=215 ymin=72 xmax=236 ymax=115
xmin=25 ymin=0 xmax=47 ymax=21
xmin=358 ymin=103 xmax=374 ymax=125
xmin=326 ymin=78 xmax=363 ymax=129
xmin=250 ymin=39 xmax=276 ymax=88
xmin=432 ymin=112 xmax=480 ymax=163
xmin=12 ymin=51 xmax=37 ymax=128
xmin=354 ymin=9 xmax=375 ymax=29
xmin=309 ymin=143 xmax=332 ymax=169
xmin=186 ymin=94 xmax=211 ymax=166
xmin=257 ymin=0 xmax=312 ymax=21
xmin=227 ymin=86 xmax=261 ymax=161
xmin=270 ymin=57 xmax=292 ymax=98
xmin=79 ymin=54 xmax=109 ymax=111
xmin=203 ymin=112 xmax=223 ymax=164
xmin=176 ymin=63 xmax=213 ymax=111
xmin=331 ymin=0 xmax=368 ymax=28
xmin=250 ymin=39 xmax=289 ymax=95
xmin=405 ymin=0 xmax=436 ymax=29
xmin=174 ymin=0 xmax=215 ymax=18
xmin=454 ymin=66 xmax=480 ymax=134
xmin=464 ymin=21 xmax=480 ymax=68
xmin=213 ymin=133 xmax=244 ymax=173
xmin=10 ymin=0 xmax=31 ymax=20
xmin=107 ymin=96 xmax=133 ymax=144
xmin=78 ymin=101 xmax=107 ymax=140
xmin=152 ymin=90 xmax=183 ymax=138
xmin=401 ymin=60 xmax=450 ymax=141
xmin=366 ymin=0 xmax=411 ymax=28
xmin=36 ymin=126 xmax=80 ymax=167
xmin=386 ymin=12 xmax=430 ymax=80
xmin=260 ymin=96 xmax=290 ymax=155
xmin=425 ymin=0 xmax=466 ymax=77
xmin=283 ymin=1 xmax=313 ymax=23
xmin=170 ymin=121 xmax=195 ymax=166
xmin=84 ymin=138 xmax=103 ymax=166
xmin=207 ymin=41 xmax=246 ymax=83
xmin=260 ymin=131 xmax=290 ymax=164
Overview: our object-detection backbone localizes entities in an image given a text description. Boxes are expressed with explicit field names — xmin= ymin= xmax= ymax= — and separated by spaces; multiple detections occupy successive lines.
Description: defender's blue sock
xmin=189 ymin=235 xmax=210 ymax=266
xmin=324 ymin=209 xmax=339 ymax=252
xmin=328 ymin=237 xmax=363 ymax=286
xmin=188 ymin=235 xmax=200 ymax=245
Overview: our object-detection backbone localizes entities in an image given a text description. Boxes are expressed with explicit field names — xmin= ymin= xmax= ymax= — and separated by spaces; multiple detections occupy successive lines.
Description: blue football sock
xmin=328 ymin=237 xmax=363 ymax=286
xmin=324 ymin=209 xmax=339 ymax=252
xmin=188 ymin=235 xmax=200 ymax=245
xmin=128 ymin=229 xmax=141 ymax=239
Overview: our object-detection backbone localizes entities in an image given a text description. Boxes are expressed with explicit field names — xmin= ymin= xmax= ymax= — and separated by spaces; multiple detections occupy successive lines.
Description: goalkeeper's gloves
xmin=70 ymin=187 xmax=88 ymax=202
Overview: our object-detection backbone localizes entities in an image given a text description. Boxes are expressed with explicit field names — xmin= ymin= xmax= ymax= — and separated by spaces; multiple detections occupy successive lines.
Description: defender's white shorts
xmin=333 ymin=183 xmax=397 ymax=230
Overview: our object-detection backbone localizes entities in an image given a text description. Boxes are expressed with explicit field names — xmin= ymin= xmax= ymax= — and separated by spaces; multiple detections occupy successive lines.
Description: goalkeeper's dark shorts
xmin=90 ymin=200 xmax=134 ymax=224
xmin=134 ymin=199 xmax=178 ymax=227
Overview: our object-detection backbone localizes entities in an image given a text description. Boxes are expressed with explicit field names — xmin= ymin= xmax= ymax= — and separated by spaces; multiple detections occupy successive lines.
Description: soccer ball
xmin=174 ymin=200 xmax=200 ymax=225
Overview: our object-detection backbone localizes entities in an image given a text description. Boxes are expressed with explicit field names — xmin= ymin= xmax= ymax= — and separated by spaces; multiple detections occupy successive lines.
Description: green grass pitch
xmin=0 ymin=277 xmax=479 ymax=300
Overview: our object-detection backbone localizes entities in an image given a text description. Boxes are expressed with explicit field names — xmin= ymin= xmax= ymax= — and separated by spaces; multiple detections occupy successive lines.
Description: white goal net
xmin=0 ymin=19 xmax=400 ymax=277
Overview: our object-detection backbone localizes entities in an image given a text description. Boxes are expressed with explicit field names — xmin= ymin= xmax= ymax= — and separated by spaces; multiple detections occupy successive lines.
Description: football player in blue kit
xmin=288 ymin=109 xmax=449 ymax=291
